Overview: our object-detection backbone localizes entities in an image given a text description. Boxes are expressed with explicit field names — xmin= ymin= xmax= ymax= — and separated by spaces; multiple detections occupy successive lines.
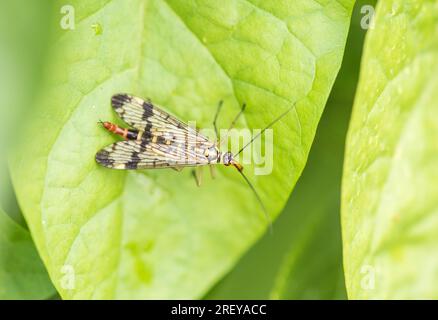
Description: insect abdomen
xmin=102 ymin=121 xmax=139 ymax=140
xmin=126 ymin=130 xmax=139 ymax=140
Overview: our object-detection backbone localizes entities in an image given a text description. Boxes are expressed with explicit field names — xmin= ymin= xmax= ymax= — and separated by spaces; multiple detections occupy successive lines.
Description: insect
xmin=96 ymin=94 xmax=295 ymax=225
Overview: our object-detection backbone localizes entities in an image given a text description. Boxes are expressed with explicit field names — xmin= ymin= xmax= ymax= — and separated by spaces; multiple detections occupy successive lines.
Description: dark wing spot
xmin=111 ymin=94 xmax=131 ymax=109
xmin=125 ymin=151 xmax=141 ymax=169
xmin=142 ymin=101 xmax=154 ymax=120
xmin=144 ymin=121 xmax=153 ymax=134
xmin=95 ymin=150 xmax=115 ymax=167
xmin=139 ymin=138 xmax=154 ymax=151
xmin=140 ymin=140 xmax=150 ymax=151
xmin=157 ymin=136 xmax=166 ymax=144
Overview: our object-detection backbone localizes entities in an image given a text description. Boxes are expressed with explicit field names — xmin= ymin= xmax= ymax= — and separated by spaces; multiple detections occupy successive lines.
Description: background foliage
xmin=342 ymin=0 xmax=438 ymax=299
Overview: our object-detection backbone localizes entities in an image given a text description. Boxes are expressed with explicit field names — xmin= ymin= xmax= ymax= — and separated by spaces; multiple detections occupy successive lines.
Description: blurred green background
xmin=0 ymin=1 xmax=53 ymax=224
xmin=0 ymin=0 xmax=375 ymax=299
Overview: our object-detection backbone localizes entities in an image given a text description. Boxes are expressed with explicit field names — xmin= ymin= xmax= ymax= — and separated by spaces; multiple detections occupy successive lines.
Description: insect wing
xmin=111 ymin=93 xmax=210 ymax=144
xmin=96 ymin=140 xmax=210 ymax=170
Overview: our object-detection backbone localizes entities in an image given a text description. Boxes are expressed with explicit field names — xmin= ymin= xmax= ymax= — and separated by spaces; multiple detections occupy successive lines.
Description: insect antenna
xmin=235 ymin=102 xmax=297 ymax=156
xmin=232 ymin=102 xmax=298 ymax=232
xmin=237 ymin=168 xmax=273 ymax=233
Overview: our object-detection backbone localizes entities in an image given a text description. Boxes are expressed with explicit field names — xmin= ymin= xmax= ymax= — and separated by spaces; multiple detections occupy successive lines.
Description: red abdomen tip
xmin=102 ymin=121 xmax=117 ymax=132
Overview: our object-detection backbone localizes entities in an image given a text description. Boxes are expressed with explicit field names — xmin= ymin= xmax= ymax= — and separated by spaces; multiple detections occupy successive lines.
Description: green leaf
xmin=206 ymin=99 xmax=349 ymax=299
xmin=0 ymin=0 xmax=52 ymax=153
xmin=343 ymin=0 xmax=438 ymax=299
xmin=206 ymin=0 xmax=374 ymax=299
xmin=0 ymin=206 xmax=55 ymax=299
xmin=11 ymin=0 xmax=354 ymax=299
xmin=0 ymin=0 xmax=56 ymax=300
xmin=0 ymin=164 xmax=55 ymax=299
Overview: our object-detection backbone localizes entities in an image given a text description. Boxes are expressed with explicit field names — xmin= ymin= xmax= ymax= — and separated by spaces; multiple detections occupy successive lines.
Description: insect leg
xmin=172 ymin=166 xmax=184 ymax=172
xmin=209 ymin=165 xmax=216 ymax=179
xmin=218 ymin=102 xmax=247 ymax=147
xmin=213 ymin=100 xmax=223 ymax=140
xmin=227 ymin=102 xmax=246 ymax=132
xmin=192 ymin=167 xmax=203 ymax=187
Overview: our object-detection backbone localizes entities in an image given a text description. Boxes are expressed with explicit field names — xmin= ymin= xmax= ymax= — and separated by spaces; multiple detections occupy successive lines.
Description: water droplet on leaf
xmin=91 ymin=23 xmax=103 ymax=35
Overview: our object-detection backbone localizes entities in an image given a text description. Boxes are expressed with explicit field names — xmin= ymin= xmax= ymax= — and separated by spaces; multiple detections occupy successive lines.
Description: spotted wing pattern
xmin=96 ymin=140 xmax=211 ymax=170
xmin=111 ymin=93 xmax=210 ymax=145
xmin=96 ymin=94 xmax=217 ymax=170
